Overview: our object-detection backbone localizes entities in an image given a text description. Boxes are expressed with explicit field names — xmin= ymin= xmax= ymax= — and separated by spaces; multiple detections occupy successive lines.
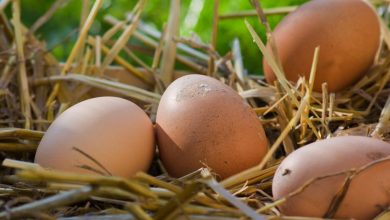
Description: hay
xmin=0 ymin=0 xmax=389 ymax=219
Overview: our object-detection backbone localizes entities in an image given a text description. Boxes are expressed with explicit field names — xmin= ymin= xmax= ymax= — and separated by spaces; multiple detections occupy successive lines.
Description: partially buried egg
xmin=34 ymin=97 xmax=155 ymax=178
xmin=156 ymin=74 xmax=269 ymax=179
xmin=263 ymin=0 xmax=381 ymax=92
xmin=272 ymin=136 xmax=390 ymax=220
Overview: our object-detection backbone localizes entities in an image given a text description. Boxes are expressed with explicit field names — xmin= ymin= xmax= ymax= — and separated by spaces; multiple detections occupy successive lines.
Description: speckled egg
xmin=156 ymin=74 xmax=269 ymax=179
xmin=273 ymin=136 xmax=390 ymax=219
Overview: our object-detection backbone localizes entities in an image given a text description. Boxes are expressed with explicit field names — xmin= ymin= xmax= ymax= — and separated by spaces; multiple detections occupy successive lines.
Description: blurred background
xmin=8 ymin=0 xmax=308 ymax=75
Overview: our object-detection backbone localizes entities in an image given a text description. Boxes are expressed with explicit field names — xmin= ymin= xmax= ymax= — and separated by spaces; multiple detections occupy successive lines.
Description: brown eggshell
xmin=156 ymin=74 xmax=269 ymax=179
xmin=278 ymin=158 xmax=390 ymax=220
xmin=337 ymin=159 xmax=390 ymax=219
xmin=263 ymin=0 xmax=380 ymax=92
xmin=273 ymin=136 xmax=390 ymax=219
xmin=34 ymin=97 xmax=155 ymax=178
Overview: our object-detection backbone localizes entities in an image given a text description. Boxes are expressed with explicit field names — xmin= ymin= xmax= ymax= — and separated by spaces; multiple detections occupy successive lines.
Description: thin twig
xmin=219 ymin=6 xmax=297 ymax=19
xmin=0 ymin=185 xmax=96 ymax=219
xmin=12 ymin=0 xmax=32 ymax=129
xmin=46 ymin=0 xmax=103 ymax=107
xmin=159 ymin=0 xmax=180 ymax=86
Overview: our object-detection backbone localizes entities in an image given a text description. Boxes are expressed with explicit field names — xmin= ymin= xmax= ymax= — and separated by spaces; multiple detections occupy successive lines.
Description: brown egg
xmin=263 ymin=0 xmax=380 ymax=92
xmin=35 ymin=97 xmax=155 ymax=177
xmin=272 ymin=136 xmax=390 ymax=219
xmin=156 ymin=74 xmax=269 ymax=179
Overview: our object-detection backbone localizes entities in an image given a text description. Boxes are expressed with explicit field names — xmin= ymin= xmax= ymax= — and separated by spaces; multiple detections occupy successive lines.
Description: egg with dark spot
xmin=156 ymin=74 xmax=269 ymax=179
xmin=273 ymin=136 xmax=390 ymax=219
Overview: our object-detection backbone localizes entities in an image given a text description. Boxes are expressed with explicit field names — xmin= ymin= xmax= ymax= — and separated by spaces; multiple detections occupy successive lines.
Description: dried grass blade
xmin=372 ymin=95 xmax=390 ymax=137
xmin=80 ymin=0 xmax=89 ymax=28
xmin=200 ymin=170 xmax=266 ymax=220
xmin=329 ymin=93 xmax=335 ymax=123
xmin=364 ymin=68 xmax=390 ymax=114
xmin=208 ymin=0 xmax=219 ymax=76
xmin=263 ymin=93 xmax=288 ymax=116
xmin=380 ymin=17 xmax=390 ymax=48
xmin=95 ymin=36 xmax=102 ymax=67
xmin=0 ymin=128 xmax=43 ymax=140
xmin=250 ymin=0 xmax=282 ymax=69
xmin=16 ymin=167 xmax=156 ymax=198
xmin=323 ymin=173 xmax=354 ymax=218
xmin=104 ymin=15 xmax=210 ymax=67
xmin=46 ymin=0 xmax=103 ymax=106
xmin=58 ymin=214 xmax=135 ymax=220
xmin=135 ymin=172 xmax=182 ymax=194
xmin=3 ymin=159 xmax=41 ymax=170
xmin=154 ymin=182 xmax=203 ymax=220
xmin=232 ymin=38 xmax=245 ymax=83
xmin=300 ymin=47 xmax=320 ymax=140
xmin=219 ymin=6 xmax=297 ymax=19
xmin=35 ymin=74 xmax=161 ymax=104
xmin=88 ymin=37 xmax=153 ymax=84
xmin=0 ymin=56 xmax=15 ymax=88
xmin=102 ymin=18 xmax=125 ymax=42
xmin=0 ymin=142 xmax=38 ymax=151
xmin=138 ymin=19 xmax=209 ymax=61
xmin=159 ymin=0 xmax=180 ymax=86
xmin=0 ymin=185 xmax=96 ymax=219
xmin=321 ymin=83 xmax=330 ymax=134
xmin=12 ymin=0 xmax=32 ymax=129
xmin=101 ymin=0 xmax=145 ymax=73
xmin=244 ymin=20 xmax=299 ymax=106
xmin=125 ymin=203 xmax=153 ymax=220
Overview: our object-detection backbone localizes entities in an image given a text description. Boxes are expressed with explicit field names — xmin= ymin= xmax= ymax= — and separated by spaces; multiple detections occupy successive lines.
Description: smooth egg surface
xmin=34 ymin=97 xmax=155 ymax=178
xmin=263 ymin=0 xmax=380 ymax=92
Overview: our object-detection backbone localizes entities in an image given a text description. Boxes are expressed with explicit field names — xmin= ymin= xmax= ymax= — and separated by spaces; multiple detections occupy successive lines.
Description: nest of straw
xmin=0 ymin=0 xmax=390 ymax=219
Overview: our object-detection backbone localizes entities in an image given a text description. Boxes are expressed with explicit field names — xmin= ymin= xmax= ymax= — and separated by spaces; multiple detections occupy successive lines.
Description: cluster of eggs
xmin=35 ymin=74 xmax=269 ymax=180
xmin=34 ymin=0 xmax=390 ymax=219
xmin=263 ymin=0 xmax=389 ymax=219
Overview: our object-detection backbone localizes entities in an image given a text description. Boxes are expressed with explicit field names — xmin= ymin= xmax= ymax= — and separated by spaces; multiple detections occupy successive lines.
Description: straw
xmin=0 ymin=0 xmax=389 ymax=219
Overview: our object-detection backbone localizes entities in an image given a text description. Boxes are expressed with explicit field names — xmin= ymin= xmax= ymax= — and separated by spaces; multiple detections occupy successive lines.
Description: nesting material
xmin=0 ymin=0 xmax=390 ymax=219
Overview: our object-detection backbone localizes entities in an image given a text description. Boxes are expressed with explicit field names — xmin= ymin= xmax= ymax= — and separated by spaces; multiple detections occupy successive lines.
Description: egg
xmin=156 ymin=74 xmax=269 ymax=179
xmin=263 ymin=0 xmax=380 ymax=92
xmin=34 ymin=97 xmax=155 ymax=177
xmin=272 ymin=136 xmax=390 ymax=219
